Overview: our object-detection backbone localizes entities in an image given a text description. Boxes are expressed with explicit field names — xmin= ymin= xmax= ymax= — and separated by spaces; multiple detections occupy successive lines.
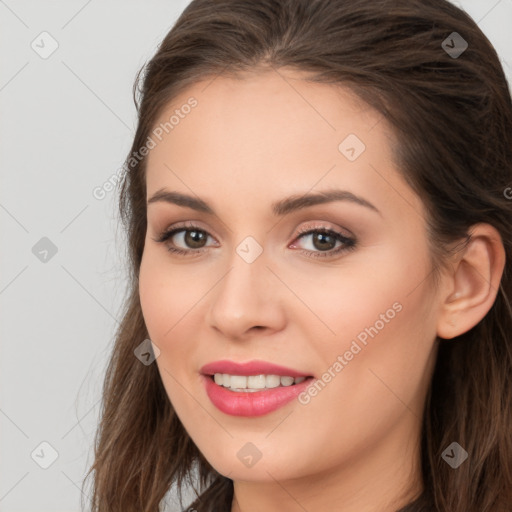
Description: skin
xmin=138 ymin=67 xmax=505 ymax=512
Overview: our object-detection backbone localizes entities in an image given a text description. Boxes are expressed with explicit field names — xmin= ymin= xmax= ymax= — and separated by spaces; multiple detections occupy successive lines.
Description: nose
xmin=206 ymin=252 xmax=286 ymax=340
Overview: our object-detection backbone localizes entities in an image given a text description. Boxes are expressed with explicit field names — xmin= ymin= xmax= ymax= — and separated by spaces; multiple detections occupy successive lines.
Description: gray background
xmin=1 ymin=1 xmax=511 ymax=511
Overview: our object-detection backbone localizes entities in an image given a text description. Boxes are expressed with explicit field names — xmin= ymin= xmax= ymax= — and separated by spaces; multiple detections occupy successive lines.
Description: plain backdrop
xmin=1 ymin=1 xmax=511 ymax=511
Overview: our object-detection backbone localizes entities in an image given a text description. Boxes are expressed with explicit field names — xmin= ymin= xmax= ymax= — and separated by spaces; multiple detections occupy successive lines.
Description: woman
xmin=83 ymin=0 xmax=512 ymax=510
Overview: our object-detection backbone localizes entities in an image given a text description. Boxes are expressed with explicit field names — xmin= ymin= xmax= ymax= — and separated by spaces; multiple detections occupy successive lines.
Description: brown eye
xmin=182 ymin=229 xmax=208 ymax=249
xmin=153 ymin=224 xmax=217 ymax=256
xmin=291 ymin=227 xmax=357 ymax=259
xmin=310 ymin=232 xmax=337 ymax=251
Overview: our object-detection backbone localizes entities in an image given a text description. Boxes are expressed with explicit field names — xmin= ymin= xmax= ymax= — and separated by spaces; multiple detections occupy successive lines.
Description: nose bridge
xmin=215 ymin=244 xmax=267 ymax=316
xmin=207 ymin=239 xmax=283 ymax=337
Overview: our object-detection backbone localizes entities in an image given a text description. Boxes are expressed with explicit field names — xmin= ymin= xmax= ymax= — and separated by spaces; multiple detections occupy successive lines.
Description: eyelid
xmin=154 ymin=220 xmax=350 ymax=242
xmin=152 ymin=221 xmax=219 ymax=247
xmin=292 ymin=220 xmax=354 ymax=239
xmin=153 ymin=220 xmax=216 ymax=240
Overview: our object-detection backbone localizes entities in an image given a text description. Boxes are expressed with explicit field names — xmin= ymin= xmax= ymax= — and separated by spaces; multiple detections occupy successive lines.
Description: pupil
xmin=313 ymin=232 xmax=334 ymax=251
xmin=185 ymin=230 xmax=206 ymax=248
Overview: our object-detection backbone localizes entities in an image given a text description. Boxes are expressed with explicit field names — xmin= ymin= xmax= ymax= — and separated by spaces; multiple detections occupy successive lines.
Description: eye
xmin=152 ymin=222 xmax=217 ymax=256
xmin=152 ymin=222 xmax=357 ymax=259
xmin=290 ymin=225 xmax=356 ymax=259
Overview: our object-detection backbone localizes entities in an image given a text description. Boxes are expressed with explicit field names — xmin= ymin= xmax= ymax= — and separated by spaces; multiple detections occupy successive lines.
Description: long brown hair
xmin=82 ymin=1 xmax=512 ymax=510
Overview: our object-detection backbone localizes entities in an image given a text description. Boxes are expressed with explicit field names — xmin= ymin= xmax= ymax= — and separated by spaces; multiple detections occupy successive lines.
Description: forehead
xmin=149 ymin=68 xmax=387 ymax=161
xmin=144 ymin=68 xmax=422 ymax=220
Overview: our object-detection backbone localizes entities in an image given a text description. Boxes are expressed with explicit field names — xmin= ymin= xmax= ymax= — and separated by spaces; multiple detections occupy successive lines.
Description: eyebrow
xmin=147 ymin=188 xmax=381 ymax=216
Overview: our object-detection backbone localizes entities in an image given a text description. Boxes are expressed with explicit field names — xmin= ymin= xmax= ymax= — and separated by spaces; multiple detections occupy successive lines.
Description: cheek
xmin=138 ymin=246 xmax=218 ymax=393
xmin=138 ymin=252 xmax=203 ymax=416
xmin=139 ymin=266 xmax=170 ymax=343
xmin=282 ymin=239 xmax=432 ymax=352
xmin=138 ymin=247 xmax=203 ymax=340
xmin=289 ymin=239 xmax=437 ymax=416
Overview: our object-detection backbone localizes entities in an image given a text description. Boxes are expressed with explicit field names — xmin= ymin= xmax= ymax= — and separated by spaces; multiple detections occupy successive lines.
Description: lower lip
xmin=202 ymin=374 xmax=314 ymax=417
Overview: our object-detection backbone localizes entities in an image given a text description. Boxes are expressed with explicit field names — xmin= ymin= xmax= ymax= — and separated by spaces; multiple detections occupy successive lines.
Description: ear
xmin=436 ymin=223 xmax=506 ymax=340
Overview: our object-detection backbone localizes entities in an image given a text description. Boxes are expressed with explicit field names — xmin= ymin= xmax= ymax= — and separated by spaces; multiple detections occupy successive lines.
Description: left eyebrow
xmin=271 ymin=189 xmax=381 ymax=217
xmin=147 ymin=188 xmax=382 ymax=217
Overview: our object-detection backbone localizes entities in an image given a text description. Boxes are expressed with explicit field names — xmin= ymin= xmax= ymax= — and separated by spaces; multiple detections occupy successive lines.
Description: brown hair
xmin=83 ymin=0 xmax=512 ymax=510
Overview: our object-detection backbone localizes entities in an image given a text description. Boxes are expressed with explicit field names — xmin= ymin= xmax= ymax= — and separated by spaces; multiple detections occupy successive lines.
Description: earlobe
xmin=436 ymin=224 xmax=505 ymax=340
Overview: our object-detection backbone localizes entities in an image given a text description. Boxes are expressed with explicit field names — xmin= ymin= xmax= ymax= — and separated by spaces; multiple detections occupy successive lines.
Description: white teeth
xmin=212 ymin=373 xmax=308 ymax=391
xmin=247 ymin=375 xmax=266 ymax=389
xmin=230 ymin=375 xmax=247 ymax=389
xmin=265 ymin=375 xmax=281 ymax=388
xmin=280 ymin=376 xmax=295 ymax=386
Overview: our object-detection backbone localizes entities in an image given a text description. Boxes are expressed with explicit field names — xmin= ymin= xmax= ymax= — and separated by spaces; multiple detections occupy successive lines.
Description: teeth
xmin=280 ymin=376 xmax=295 ymax=386
xmin=212 ymin=373 xmax=308 ymax=391
xmin=230 ymin=375 xmax=248 ymax=389
xmin=265 ymin=375 xmax=281 ymax=388
xmin=247 ymin=375 xmax=266 ymax=389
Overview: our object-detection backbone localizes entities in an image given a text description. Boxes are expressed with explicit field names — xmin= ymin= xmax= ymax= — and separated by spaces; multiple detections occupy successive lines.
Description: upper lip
xmin=200 ymin=359 xmax=313 ymax=378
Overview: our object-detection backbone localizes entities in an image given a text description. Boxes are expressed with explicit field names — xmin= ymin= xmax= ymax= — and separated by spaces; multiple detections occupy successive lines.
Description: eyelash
xmin=152 ymin=222 xmax=357 ymax=259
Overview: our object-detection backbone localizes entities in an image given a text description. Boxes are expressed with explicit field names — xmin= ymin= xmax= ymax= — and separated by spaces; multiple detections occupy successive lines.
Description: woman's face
xmin=139 ymin=68 xmax=442 ymax=493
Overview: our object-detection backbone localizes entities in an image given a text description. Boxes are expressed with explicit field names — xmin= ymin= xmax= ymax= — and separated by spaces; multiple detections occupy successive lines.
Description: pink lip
xmin=200 ymin=359 xmax=312 ymax=378
xmin=201 ymin=374 xmax=315 ymax=417
xmin=199 ymin=359 xmax=315 ymax=417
